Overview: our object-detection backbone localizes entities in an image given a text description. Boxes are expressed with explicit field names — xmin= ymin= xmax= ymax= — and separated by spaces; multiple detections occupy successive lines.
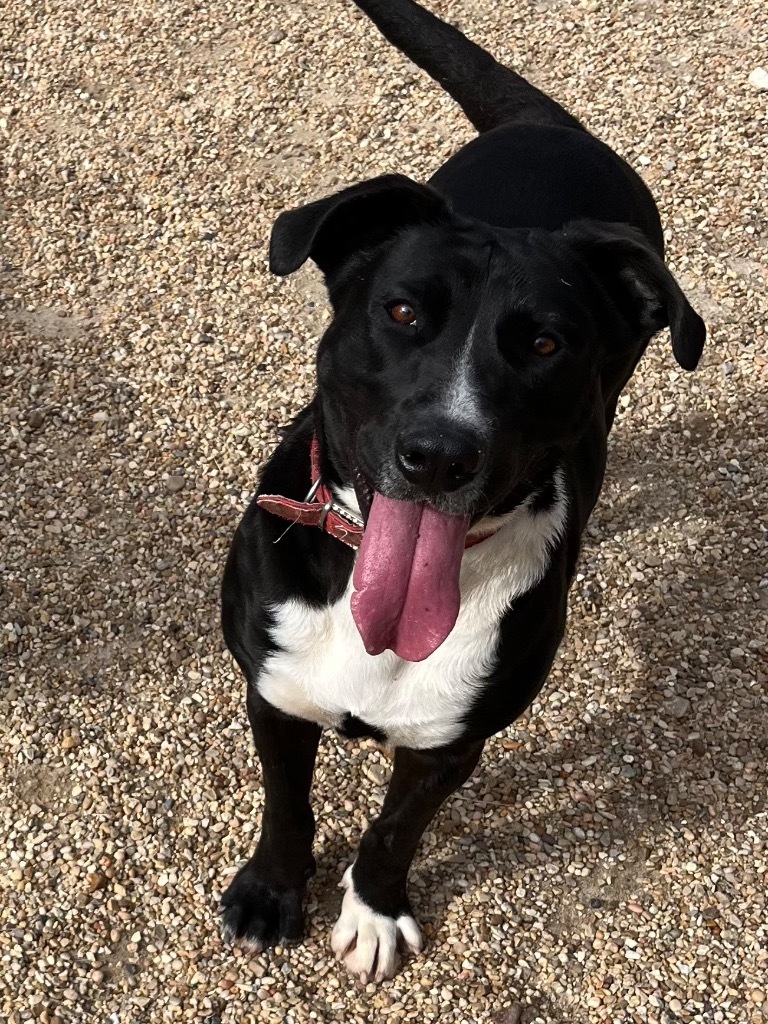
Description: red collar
xmin=257 ymin=437 xmax=365 ymax=549
xmin=256 ymin=435 xmax=499 ymax=550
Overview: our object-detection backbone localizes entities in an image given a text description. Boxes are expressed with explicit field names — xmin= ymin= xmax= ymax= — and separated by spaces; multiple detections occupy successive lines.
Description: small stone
xmin=61 ymin=735 xmax=79 ymax=752
xmin=27 ymin=409 xmax=45 ymax=428
xmin=663 ymin=158 xmax=677 ymax=171
xmin=748 ymin=67 xmax=768 ymax=91
xmin=690 ymin=737 xmax=706 ymax=756
xmin=364 ymin=762 xmax=388 ymax=786
xmin=721 ymin=361 xmax=735 ymax=376
xmin=667 ymin=697 xmax=691 ymax=719
xmin=165 ymin=475 xmax=186 ymax=493
xmin=267 ymin=30 xmax=286 ymax=43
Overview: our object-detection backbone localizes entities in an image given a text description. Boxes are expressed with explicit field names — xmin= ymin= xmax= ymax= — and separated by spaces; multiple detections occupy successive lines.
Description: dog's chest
xmin=257 ymin=490 xmax=566 ymax=749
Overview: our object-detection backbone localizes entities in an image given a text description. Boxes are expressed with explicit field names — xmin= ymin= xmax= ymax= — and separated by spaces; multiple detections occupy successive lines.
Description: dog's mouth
xmin=351 ymin=465 xmax=375 ymax=521
xmin=349 ymin=466 xmax=470 ymax=663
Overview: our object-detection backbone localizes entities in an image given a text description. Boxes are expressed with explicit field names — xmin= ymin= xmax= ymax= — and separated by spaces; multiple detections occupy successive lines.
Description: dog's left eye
xmin=388 ymin=302 xmax=418 ymax=326
xmin=533 ymin=336 xmax=559 ymax=356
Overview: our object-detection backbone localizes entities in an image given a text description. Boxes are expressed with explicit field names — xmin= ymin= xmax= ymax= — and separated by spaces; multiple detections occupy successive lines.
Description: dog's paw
xmin=219 ymin=863 xmax=309 ymax=950
xmin=330 ymin=866 xmax=423 ymax=982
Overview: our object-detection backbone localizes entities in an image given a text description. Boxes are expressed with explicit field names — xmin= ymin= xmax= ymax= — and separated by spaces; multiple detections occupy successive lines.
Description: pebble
xmin=747 ymin=66 xmax=768 ymax=91
xmin=165 ymin=475 xmax=186 ymax=493
xmin=363 ymin=762 xmax=388 ymax=786
xmin=667 ymin=697 xmax=692 ymax=719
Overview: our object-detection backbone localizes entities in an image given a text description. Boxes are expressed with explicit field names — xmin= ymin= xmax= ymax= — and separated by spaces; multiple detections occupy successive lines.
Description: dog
xmin=219 ymin=0 xmax=706 ymax=983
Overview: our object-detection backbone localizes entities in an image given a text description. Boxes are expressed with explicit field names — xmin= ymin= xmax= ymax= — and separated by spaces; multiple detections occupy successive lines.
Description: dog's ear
xmin=269 ymin=174 xmax=448 ymax=278
xmin=563 ymin=221 xmax=706 ymax=370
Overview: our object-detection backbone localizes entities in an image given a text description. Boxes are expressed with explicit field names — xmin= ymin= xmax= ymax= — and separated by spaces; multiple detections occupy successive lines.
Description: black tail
xmin=349 ymin=0 xmax=583 ymax=134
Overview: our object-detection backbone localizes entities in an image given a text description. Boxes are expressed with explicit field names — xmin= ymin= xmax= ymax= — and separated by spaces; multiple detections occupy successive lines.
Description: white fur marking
xmin=443 ymin=322 xmax=484 ymax=427
xmin=258 ymin=470 xmax=568 ymax=748
xmin=331 ymin=866 xmax=423 ymax=982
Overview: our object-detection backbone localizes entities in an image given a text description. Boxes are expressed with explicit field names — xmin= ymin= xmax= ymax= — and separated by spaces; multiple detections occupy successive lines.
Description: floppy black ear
xmin=563 ymin=221 xmax=706 ymax=370
xmin=269 ymin=174 xmax=448 ymax=278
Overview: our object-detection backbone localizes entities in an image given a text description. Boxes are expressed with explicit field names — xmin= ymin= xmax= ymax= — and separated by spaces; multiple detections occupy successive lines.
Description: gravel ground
xmin=2 ymin=1 xmax=767 ymax=1022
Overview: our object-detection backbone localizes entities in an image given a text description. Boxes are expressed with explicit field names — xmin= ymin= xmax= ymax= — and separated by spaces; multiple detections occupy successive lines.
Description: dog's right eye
xmin=388 ymin=302 xmax=418 ymax=326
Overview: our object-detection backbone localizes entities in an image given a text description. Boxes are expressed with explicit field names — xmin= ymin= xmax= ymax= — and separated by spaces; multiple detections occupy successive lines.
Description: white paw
xmin=330 ymin=866 xmax=423 ymax=982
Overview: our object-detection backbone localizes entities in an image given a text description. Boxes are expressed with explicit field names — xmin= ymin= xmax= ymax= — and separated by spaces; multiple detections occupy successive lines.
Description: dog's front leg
xmin=220 ymin=689 xmax=321 ymax=949
xmin=332 ymin=739 xmax=484 ymax=982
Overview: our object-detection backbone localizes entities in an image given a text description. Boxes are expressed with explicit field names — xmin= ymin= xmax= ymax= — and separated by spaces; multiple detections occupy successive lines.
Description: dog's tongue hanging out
xmin=350 ymin=493 xmax=469 ymax=662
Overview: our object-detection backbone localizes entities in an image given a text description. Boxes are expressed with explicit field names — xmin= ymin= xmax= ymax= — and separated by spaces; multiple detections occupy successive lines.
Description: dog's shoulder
xmin=222 ymin=411 xmax=356 ymax=679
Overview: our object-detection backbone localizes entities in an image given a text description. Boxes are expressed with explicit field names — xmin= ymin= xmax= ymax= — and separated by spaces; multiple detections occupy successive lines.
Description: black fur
xmin=219 ymin=0 xmax=705 ymax=963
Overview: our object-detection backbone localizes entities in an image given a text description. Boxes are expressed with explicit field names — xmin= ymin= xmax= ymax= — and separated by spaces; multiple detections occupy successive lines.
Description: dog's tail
xmin=349 ymin=0 xmax=583 ymax=134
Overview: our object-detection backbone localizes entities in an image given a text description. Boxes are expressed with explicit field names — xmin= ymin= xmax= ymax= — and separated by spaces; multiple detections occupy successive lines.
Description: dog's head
xmin=269 ymin=174 xmax=706 ymax=660
xmin=271 ymin=174 xmax=705 ymax=517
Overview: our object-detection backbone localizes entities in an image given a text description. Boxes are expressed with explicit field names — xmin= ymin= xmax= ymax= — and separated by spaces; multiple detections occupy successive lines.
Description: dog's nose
xmin=396 ymin=425 xmax=485 ymax=493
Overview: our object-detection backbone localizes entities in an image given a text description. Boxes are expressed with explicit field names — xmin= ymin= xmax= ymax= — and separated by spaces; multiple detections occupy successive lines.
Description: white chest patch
xmin=257 ymin=473 xmax=568 ymax=749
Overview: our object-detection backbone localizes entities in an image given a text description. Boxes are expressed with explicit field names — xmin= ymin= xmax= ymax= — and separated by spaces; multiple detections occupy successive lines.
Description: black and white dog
xmin=220 ymin=0 xmax=705 ymax=982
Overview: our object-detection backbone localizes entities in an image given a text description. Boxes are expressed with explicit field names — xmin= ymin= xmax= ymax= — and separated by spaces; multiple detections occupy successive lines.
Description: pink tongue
xmin=351 ymin=493 xmax=469 ymax=662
